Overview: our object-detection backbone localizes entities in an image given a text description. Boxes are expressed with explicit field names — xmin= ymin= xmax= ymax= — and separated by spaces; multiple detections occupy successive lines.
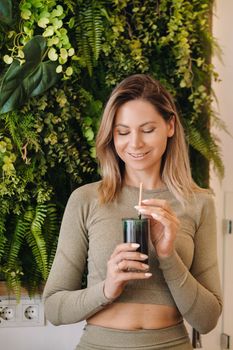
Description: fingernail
xmin=131 ymin=243 xmax=140 ymax=248
xmin=142 ymin=199 xmax=150 ymax=203
xmin=140 ymin=254 xmax=148 ymax=259
xmin=138 ymin=208 xmax=147 ymax=213
xmin=145 ymin=273 xmax=152 ymax=277
xmin=141 ymin=263 xmax=149 ymax=269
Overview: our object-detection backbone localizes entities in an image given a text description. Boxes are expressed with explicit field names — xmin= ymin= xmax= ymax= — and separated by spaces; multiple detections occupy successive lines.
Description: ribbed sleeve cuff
xmin=95 ymin=280 xmax=115 ymax=306
xmin=55 ymin=281 xmax=115 ymax=324
xmin=158 ymin=250 xmax=188 ymax=282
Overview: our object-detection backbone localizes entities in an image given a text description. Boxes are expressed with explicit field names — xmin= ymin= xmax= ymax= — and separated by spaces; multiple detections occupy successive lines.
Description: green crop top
xmin=43 ymin=182 xmax=222 ymax=334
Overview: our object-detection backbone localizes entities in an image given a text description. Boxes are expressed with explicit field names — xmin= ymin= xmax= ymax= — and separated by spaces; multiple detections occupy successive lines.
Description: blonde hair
xmin=96 ymin=74 xmax=204 ymax=205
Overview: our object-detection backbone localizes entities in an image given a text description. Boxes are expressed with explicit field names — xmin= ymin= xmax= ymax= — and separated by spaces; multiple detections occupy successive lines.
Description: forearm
xmin=158 ymin=250 xmax=222 ymax=334
xmin=43 ymin=280 xmax=112 ymax=325
xmin=42 ymin=186 xmax=113 ymax=325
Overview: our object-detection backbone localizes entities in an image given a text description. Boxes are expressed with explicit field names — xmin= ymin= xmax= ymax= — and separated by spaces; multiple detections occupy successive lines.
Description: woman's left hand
xmin=135 ymin=199 xmax=180 ymax=258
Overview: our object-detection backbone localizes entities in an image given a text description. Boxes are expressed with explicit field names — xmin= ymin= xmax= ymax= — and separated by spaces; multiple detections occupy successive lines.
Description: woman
xmin=43 ymin=74 xmax=222 ymax=349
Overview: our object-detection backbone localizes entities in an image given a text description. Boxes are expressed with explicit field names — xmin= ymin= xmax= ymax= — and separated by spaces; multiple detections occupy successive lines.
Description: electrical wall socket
xmin=0 ymin=297 xmax=44 ymax=327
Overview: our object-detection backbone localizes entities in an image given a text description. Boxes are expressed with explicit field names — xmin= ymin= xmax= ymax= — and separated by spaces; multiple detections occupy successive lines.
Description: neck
xmin=124 ymin=171 xmax=164 ymax=190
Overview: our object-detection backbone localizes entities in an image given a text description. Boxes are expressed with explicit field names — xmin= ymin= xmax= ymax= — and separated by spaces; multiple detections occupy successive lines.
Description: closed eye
xmin=116 ymin=130 xmax=130 ymax=136
xmin=142 ymin=128 xmax=155 ymax=133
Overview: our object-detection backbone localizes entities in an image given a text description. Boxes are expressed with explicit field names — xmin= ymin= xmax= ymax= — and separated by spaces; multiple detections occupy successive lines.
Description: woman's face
xmin=113 ymin=99 xmax=174 ymax=176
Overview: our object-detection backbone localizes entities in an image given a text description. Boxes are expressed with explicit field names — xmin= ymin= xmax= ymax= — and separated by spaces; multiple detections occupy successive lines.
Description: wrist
xmin=158 ymin=252 xmax=174 ymax=259
xmin=156 ymin=247 xmax=175 ymax=259
xmin=103 ymin=281 xmax=117 ymax=302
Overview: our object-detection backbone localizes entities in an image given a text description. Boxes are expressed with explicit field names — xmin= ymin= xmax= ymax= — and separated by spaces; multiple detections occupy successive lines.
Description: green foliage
xmin=0 ymin=203 xmax=59 ymax=300
xmin=0 ymin=0 xmax=13 ymax=25
xmin=0 ymin=0 xmax=76 ymax=112
xmin=186 ymin=123 xmax=224 ymax=178
xmin=75 ymin=1 xmax=105 ymax=75
xmin=0 ymin=0 xmax=224 ymax=297
xmin=0 ymin=211 xmax=7 ymax=260
xmin=0 ymin=36 xmax=59 ymax=114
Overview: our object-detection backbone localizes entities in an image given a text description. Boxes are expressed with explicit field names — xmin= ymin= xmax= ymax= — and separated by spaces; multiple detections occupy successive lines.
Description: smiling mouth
xmin=128 ymin=151 xmax=149 ymax=158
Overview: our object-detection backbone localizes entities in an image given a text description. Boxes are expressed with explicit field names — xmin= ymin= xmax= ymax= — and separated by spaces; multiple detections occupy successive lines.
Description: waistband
xmin=78 ymin=322 xmax=191 ymax=349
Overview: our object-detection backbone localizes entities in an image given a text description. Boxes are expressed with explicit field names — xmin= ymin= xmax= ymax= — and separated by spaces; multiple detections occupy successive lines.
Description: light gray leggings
xmin=76 ymin=322 xmax=193 ymax=350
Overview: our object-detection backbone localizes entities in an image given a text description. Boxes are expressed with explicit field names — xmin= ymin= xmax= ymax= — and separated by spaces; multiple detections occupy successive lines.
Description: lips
xmin=128 ymin=151 xmax=149 ymax=158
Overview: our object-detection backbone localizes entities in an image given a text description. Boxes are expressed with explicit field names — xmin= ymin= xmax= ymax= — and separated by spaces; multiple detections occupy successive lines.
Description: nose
xmin=130 ymin=131 xmax=144 ymax=148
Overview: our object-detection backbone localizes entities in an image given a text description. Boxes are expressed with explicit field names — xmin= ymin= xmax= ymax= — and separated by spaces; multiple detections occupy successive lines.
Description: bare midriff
xmin=87 ymin=302 xmax=182 ymax=330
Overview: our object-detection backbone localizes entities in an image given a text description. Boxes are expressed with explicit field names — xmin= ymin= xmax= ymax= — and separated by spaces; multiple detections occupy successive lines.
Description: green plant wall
xmin=0 ymin=0 xmax=223 ymax=297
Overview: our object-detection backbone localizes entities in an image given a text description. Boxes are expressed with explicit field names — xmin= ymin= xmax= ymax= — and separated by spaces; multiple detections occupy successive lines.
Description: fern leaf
xmin=84 ymin=4 xmax=103 ymax=61
xmin=63 ymin=0 xmax=76 ymax=13
xmin=48 ymin=235 xmax=59 ymax=271
xmin=25 ymin=204 xmax=49 ymax=280
xmin=5 ymin=272 xmax=22 ymax=302
xmin=6 ymin=216 xmax=27 ymax=269
xmin=211 ymin=110 xmax=232 ymax=138
xmin=4 ymin=111 xmax=22 ymax=151
xmin=0 ymin=214 xmax=7 ymax=260
xmin=0 ymin=233 xmax=7 ymax=260
xmin=23 ymin=261 xmax=42 ymax=297
xmin=43 ymin=203 xmax=59 ymax=270
xmin=186 ymin=125 xmax=224 ymax=178
xmin=4 ymin=111 xmax=39 ymax=153
xmin=76 ymin=9 xmax=93 ymax=75
xmin=43 ymin=204 xmax=59 ymax=246
xmin=76 ymin=1 xmax=104 ymax=75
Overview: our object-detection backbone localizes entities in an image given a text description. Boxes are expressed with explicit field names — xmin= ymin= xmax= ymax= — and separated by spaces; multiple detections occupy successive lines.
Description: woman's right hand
xmin=103 ymin=243 xmax=152 ymax=300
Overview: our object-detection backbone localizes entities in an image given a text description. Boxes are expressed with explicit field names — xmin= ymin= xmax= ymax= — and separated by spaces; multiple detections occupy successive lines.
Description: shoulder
xmin=192 ymin=189 xmax=215 ymax=208
xmin=70 ymin=181 xmax=100 ymax=200
xmin=189 ymin=189 xmax=216 ymax=226
xmin=66 ymin=181 xmax=100 ymax=210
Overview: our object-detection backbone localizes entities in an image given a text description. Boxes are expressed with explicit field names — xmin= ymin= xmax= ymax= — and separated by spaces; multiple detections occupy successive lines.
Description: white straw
xmin=138 ymin=182 xmax=143 ymax=219
xmin=138 ymin=182 xmax=143 ymax=206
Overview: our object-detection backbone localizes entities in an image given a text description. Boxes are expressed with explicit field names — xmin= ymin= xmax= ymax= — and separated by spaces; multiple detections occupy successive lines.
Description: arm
xmin=43 ymin=188 xmax=152 ymax=326
xmin=43 ymin=190 xmax=112 ymax=326
xmin=136 ymin=194 xmax=222 ymax=334
xmin=158 ymin=195 xmax=222 ymax=334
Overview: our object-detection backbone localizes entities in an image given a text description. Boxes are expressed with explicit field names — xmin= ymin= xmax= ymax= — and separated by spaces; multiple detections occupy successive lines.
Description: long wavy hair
xmin=96 ymin=74 xmax=204 ymax=205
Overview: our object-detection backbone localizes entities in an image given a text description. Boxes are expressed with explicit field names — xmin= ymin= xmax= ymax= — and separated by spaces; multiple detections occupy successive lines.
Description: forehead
xmin=114 ymin=99 xmax=162 ymax=125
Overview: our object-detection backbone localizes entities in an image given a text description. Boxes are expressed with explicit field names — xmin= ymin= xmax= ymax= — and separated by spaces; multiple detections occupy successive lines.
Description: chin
xmin=127 ymin=164 xmax=153 ymax=172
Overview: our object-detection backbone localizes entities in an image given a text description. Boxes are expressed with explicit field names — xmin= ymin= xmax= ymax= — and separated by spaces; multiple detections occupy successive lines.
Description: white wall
xmin=197 ymin=1 xmax=233 ymax=349
xmin=0 ymin=320 xmax=85 ymax=350
xmin=210 ymin=0 xmax=233 ymax=348
xmin=1 ymin=1 xmax=232 ymax=349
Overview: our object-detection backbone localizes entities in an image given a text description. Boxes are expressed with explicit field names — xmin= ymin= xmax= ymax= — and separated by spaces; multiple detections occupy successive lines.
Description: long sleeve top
xmin=43 ymin=182 xmax=222 ymax=333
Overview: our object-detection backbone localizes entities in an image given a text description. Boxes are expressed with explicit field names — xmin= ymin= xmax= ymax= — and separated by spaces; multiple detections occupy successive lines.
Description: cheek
xmin=113 ymin=140 xmax=122 ymax=160
xmin=113 ymin=136 xmax=127 ymax=153
xmin=152 ymin=134 xmax=168 ymax=152
xmin=161 ymin=137 xmax=169 ymax=151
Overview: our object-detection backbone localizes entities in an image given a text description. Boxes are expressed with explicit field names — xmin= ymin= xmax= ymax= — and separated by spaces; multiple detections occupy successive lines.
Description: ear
xmin=167 ymin=115 xmax=175 ymax=138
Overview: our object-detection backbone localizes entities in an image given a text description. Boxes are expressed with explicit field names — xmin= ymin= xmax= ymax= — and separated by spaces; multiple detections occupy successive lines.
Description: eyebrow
xmin=114 ymin=121 xmax=157 ymax=128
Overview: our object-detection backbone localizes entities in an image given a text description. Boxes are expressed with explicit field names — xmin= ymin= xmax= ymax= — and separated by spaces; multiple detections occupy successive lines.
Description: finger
xmin=151 ymin=212 xmax=180 ymax=233
xmin=118 ymin=260 xmax=149 ymax=272
xmin=135 ymin=206 xmax=179 ymax=226
xmin=114 ymin=251 xmax=148 ymax=264
xmin=119 ymin=271 xmax=152 ymax=281
xmin=111 ymin=243 xmax=140 ymax=258
xmin=151 ymin=209 xmax=180 ymax=226
xmin=141 ymin=199 xmax=171 ymax=211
